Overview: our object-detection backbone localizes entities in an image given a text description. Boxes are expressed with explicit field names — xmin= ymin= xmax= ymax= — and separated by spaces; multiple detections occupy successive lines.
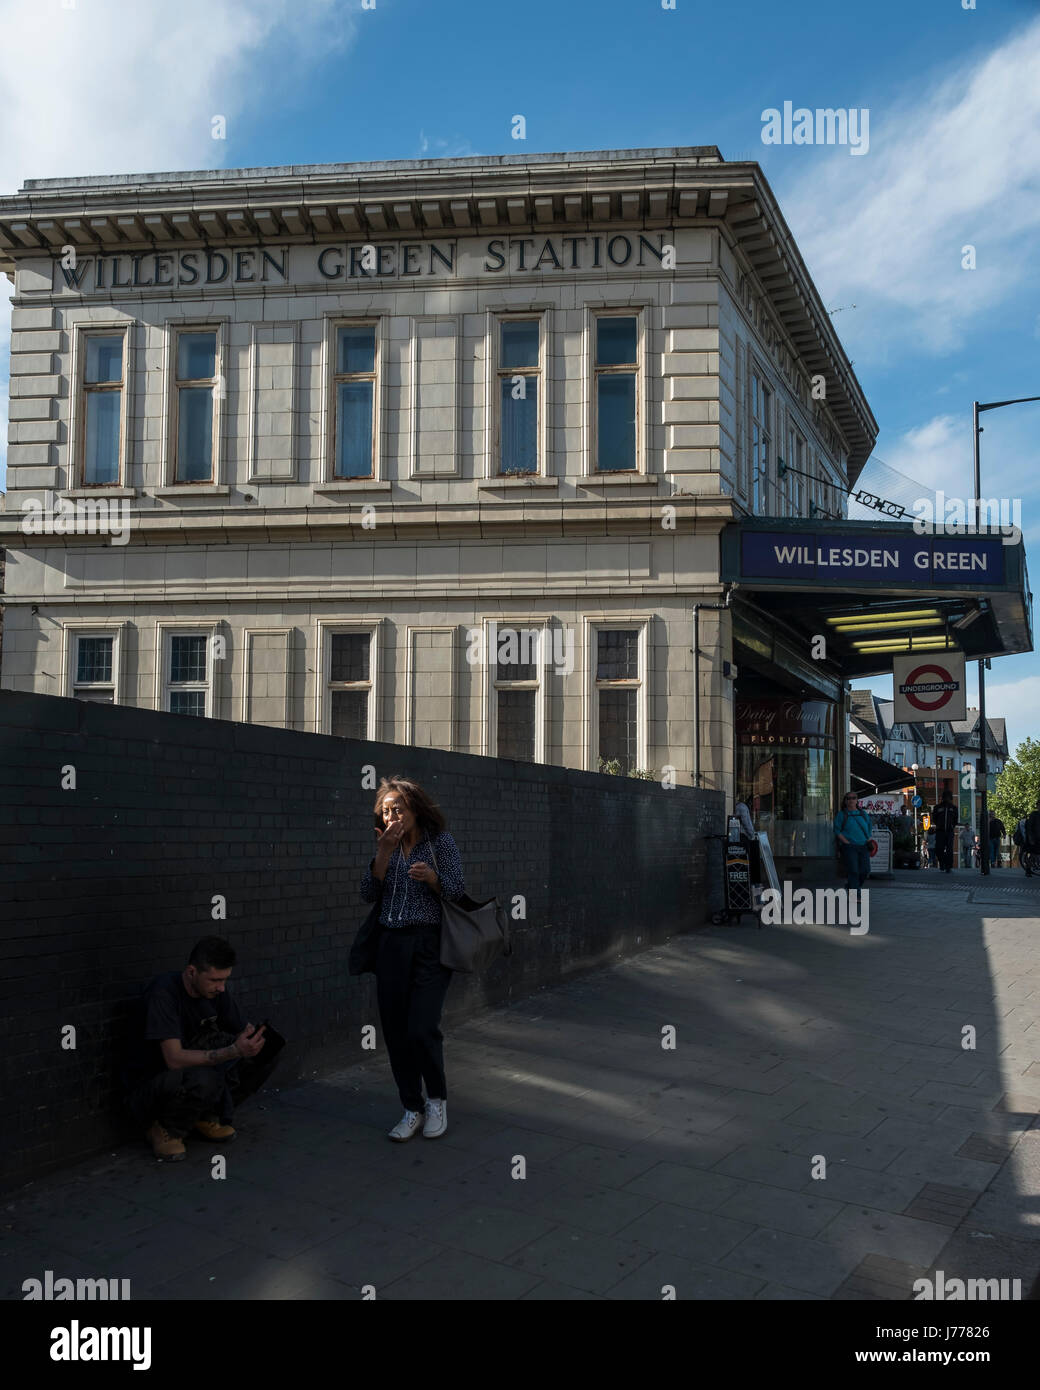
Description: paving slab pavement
xmin=3 ymin=873 xmax=1039 ymax=1301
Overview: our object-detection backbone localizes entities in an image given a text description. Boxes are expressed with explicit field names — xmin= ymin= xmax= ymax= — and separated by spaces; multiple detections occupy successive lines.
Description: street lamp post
xmin=973 ymin=394 xmax=1040 ymax=877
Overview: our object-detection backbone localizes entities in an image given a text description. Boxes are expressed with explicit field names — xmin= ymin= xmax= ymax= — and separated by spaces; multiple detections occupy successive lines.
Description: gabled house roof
xmin=850 ymin=698 xmax=1008 ymax=759
xmin=950 ymin=709 xmax=1008 ymax=758
xmin=850 ymin=690 xmax=882 ymax=745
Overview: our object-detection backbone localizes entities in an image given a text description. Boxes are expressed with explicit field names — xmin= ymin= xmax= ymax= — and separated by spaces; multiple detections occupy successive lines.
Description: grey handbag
xmin=429 ymin=839 xmax=512 ymax=973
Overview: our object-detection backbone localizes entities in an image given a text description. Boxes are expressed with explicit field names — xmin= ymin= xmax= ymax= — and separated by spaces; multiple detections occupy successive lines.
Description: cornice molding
xmin=2 ymin=580 xmax=728 ymax=607
xmin=0 ymin=147 xmax=877 ymax=487
xmin=0 ymin=154 xmax=737 ymax=250
xmin=0 ymin=493 xmax=739 ymax=547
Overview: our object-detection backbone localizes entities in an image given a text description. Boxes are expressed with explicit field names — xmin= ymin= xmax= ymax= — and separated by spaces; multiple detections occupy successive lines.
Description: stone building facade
xmin=0 ymin=146 xmax=876 ymax=826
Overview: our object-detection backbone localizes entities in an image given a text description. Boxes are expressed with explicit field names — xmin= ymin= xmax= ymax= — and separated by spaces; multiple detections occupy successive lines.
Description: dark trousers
xmin=842 ymin=841 xmax=871 ymax=890
xmin=375 ymin=922 xmax=453 ymax=1113
xmin=934 ymin=832 xmax=954 ymax=872
xmin=128 ymin=1046 xmax=280 ymax=1136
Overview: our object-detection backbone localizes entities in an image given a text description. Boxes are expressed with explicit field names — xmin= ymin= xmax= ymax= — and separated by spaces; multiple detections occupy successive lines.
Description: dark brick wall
xmin=0 ymin=689 xmax=724 ymax=1189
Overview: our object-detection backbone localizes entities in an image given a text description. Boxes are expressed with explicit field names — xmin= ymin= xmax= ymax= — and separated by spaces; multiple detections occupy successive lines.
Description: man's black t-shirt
xmin=127 ymin=972 xmax=247 ymax=1088
xmin=931 ymin=804 xmax=957 ymax=836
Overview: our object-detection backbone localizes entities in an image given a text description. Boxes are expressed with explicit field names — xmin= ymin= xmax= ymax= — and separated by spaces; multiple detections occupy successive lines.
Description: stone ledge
xmin=576 ymin=474 xmax=659 ymax=487
xmin=151 ymin=485 xmax=232 ymax=498
xmin=478 ymin=476 xmax=559 ymax=489
xmin=313 ymin=481 xmax=393 ymax=494
xmin=62 ymin=488 xmax=138 ymax=499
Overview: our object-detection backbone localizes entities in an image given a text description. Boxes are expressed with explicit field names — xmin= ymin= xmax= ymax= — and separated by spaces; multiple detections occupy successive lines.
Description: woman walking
xmin=834 ymin=790 xmax=873 ymax=891
xmin=360 ymin=777 xmax=465 ymax=1142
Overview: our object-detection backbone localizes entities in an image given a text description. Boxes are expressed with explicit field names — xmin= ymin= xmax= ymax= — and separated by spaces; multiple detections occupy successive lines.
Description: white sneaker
xmin=388 ymin=1109 xmax=423 ymax=1142
xmin=423 ymin=1098 xmax=447 ymax=1139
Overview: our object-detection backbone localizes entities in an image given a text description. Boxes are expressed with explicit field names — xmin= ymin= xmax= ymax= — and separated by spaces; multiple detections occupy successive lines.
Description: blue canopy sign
xmin=740 ymin=532 xmax=1006 ymax=586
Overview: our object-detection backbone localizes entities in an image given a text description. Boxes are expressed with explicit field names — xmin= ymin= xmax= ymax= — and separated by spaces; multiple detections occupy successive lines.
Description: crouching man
xmin=126 ymin=936 xmax=280 ymax=1162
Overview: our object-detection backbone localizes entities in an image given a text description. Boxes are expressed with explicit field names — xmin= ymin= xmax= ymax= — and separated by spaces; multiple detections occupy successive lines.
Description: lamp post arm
xmin=978 ymin=395 xmax=1040 ymax=412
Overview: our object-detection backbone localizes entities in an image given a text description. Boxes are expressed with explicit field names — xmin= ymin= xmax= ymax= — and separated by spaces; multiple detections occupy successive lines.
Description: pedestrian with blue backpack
xmin=834 ymin=791 xmax=874 ymax=891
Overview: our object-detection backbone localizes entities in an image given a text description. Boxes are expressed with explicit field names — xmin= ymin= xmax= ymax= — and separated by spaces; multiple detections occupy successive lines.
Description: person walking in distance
xmin=1021 ymin=797 xmax=1040 ymax=879
xmin=960 ymin=822 xmax=973 ymax=869
xmin=988 ymin=814 xmax=1005 ymax=869
xmin=833 ymin=791 xmax=873 ymax=892
xmin=931 ymin=789 xmax=958 ymax=873
xmin=361 ymin=777 xmax=466 ymax=1142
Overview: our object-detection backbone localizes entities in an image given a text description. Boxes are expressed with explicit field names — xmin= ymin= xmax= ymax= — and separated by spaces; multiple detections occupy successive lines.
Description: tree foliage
xmin=991 ymin=737 xmax=1040 ymax=830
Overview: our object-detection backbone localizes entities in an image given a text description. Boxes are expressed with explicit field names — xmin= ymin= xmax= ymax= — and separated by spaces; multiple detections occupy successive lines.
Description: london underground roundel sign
xmin=899 ymin=664 xmax=960 ymax=712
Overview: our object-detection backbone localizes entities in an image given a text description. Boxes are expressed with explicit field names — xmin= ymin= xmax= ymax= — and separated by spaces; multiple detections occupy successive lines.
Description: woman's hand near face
xmin=375 ymin=820 xmax=405 ymax=862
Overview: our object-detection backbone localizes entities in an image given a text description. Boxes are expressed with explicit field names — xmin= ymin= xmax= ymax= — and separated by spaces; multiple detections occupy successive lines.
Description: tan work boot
xmin=147 ymin=1122 xmax=186 ymax=1161
xmin=193 ymin=1116 xmax=236 ymax=1141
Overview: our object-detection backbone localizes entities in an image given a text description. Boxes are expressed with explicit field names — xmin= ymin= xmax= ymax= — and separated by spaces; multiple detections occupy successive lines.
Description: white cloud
xmin=417 ymin=130 xmax=477 ymax=160
xmin=0 ymin=0 xmax=354 ymax=192
xmin=981 ymin=676 xmax=1040 ymax=756
xmin=0 ymin=0 xmax=357 ymax=489
xmin=780 ymin=17 xmax=1040 ymax=363
xmin=853 ymin=409 xmax=1040 ymax=538
xmin=878 ymin=415 xmax=964 ymax=494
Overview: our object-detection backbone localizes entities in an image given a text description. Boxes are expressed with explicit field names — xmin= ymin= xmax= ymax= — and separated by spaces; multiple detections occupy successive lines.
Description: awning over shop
xmin=720 ymin=519 xmax=1033 ymax=679
xmin=850 ymin=745 xmax=916 ymax=793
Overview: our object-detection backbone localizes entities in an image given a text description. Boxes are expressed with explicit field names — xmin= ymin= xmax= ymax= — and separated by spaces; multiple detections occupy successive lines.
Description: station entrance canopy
xmin=720 ymin=519 xmax=1034 ymax=680
xmin=849 ymin=745 xmax=917 ymax=794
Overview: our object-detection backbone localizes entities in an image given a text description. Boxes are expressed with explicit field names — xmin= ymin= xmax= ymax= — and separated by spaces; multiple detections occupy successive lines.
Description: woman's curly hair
xmin=373 ymin=776 xmax=446 ymax=838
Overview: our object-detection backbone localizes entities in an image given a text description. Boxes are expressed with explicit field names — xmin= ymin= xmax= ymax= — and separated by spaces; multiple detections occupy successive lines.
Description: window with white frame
xmin=80 ymin=332 xmax=127 ymax=486
xmin=497 ymin=318 xmax=541 ymax=475
xmin=174 ymin=329 xmax=219 ymax=482
xmin=750 ymin=369 xmax=772 ymax=513
xmin=818 ymin=457 xmax=832 ymax=516
xmin=735 ymin=349 xmax=749 ymax=502
xmin=788 ymin=421 xmax=806 ymax=515
xmin=777 ymin=443 xmax=790 ymax=516
xmin=332 ymin=323 xmax=377 ymax=478
xmin=492 ymin=626 xmax=542 ymax=761
xmin=326 ymin=630 xmax=373 ymax=737
xmin=594 ymin=314 xmax=639 ymax=472
xmin=595 ymin=627 xmax=642 ymax=773
xmin=164 ymin=632 xmax=211 ymax=716
xmin=71 ymin=633 xmax=116 ymax=702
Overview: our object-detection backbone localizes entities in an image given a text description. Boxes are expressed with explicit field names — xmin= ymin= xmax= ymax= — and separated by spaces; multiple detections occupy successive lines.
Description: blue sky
xmin=0 ymin=0 xmax=1037 ymax=748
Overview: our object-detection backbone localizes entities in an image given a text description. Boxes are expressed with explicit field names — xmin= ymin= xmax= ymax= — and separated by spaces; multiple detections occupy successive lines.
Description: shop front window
xmin=737 ymin=745 xmax=834 ymax=857
xmin=735 ymin=697 xmax=837 ymax=858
